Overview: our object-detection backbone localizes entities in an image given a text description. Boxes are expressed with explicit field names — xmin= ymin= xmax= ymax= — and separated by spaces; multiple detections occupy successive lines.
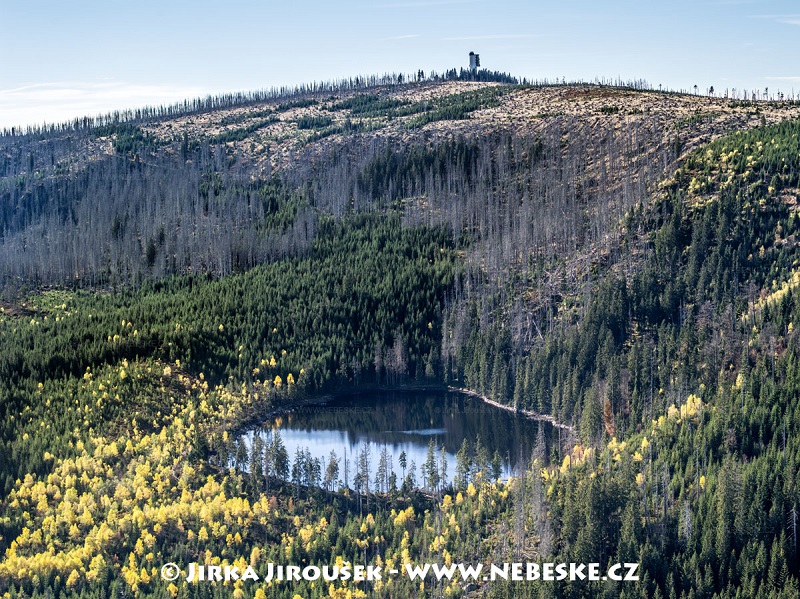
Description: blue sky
xmin=1 ymin=0 xmax=799 ymax=129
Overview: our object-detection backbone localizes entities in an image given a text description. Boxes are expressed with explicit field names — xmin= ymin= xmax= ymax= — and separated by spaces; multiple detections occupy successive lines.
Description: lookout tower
xmin=469 ymin=51 xmax=480 ymax=72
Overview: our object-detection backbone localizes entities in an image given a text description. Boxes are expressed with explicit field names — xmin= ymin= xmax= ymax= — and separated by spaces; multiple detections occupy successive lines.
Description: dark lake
xmin=240 ymin=390 xmax=553 ymax=489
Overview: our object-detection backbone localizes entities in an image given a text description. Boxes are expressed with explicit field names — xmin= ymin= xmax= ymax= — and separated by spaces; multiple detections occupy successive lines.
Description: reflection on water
xmin=398 ymin=428 xmax=447 ymax=436
xmin=241 ymin=391 xmax=552 ymax=490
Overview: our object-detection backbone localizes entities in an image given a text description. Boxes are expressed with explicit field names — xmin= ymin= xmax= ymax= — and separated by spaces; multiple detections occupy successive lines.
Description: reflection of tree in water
xmin=279 ymin=393 xmax=544 ymax=451
xmin=237 ymin=391 xmax=554 ymax=491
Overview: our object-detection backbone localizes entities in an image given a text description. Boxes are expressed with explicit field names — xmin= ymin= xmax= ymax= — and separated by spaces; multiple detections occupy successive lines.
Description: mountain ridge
xmin=3 ymin=74 xmax=800 ymax=598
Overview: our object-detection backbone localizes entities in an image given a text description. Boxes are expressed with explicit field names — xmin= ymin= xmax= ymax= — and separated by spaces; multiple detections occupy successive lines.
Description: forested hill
xmin=3 ymin=77 xmax=799 ymax=287
xmin=3 ymin=76 xmax=800 ymax=598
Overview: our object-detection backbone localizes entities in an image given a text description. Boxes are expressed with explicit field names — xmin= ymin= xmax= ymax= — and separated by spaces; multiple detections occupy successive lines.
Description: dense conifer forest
xmin=2 ymin=75 xmax=800 ymax=597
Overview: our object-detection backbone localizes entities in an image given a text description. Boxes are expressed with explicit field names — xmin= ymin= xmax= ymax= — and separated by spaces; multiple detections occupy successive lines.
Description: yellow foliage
xmin=441 ymin=494 xmax=453 ymax=511
xmin=393 ymin=506 xmax=414 ymax=527
xmin=250 ymin=546 xmax=261 ymax=566
xmin=0 ymin=359 xmax=283 ymax=590
xmin=66 ymin=570 xmax=80 ymax=588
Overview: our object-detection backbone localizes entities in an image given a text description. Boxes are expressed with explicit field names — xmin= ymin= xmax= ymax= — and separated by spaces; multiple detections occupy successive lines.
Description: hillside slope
xmin=2 ymin=77 xmax=800 ymax=598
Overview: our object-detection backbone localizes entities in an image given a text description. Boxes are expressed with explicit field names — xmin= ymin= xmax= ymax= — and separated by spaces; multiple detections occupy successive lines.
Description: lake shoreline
xmin=447 ymin=387 xmax=576 ymax=433
xmin=245 ymin=382 xmax=574 ymax=433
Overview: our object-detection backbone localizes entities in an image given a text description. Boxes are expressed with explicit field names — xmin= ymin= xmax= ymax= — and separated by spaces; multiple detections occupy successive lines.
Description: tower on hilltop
xmin=469 ymin=51 xmax=480 ymax=72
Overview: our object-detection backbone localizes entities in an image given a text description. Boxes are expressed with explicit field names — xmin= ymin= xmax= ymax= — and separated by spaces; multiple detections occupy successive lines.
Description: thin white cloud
xmin=749 ymin=13 xmax=800 ymax=25
xmin=763 ymin=76 xmax=800 ymax=82
xmin=382 ymin=34 xmax=421 ymax=40
xmin=0 ymin=81 xmax=207 ymax=130
xmin=2 ymin=82 xmax=76 ymax=94
xmin=442 ymin=34 xmax=539 ymax=41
